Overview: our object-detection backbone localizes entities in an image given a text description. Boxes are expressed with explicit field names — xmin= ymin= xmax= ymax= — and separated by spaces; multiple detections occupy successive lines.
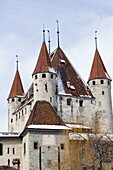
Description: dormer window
xmin=100 ymin=80 xmax=104 ymax=84
xmin=42 ymin=74 xmax=46 ymax=78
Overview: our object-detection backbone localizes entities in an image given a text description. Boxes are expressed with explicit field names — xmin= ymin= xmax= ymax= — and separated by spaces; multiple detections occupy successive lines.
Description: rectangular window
xmin=0 ymin=143 xmax=3 ymax=156
xmin=50 ymin=97 xmax=52 ymax=103
xmin=61 ymin=144 xmax=65 ymax=150
xmin=34 ymin=142 xmax=38 ymax=149
xmin=102 ymin=91 xmax=104 ymax=95
xmin=13 ymin=148 xmax=15 ymax=155
xmin=83 ymin=167 xmax=87 ymax=170
xmin=45 ymin=84 xmax=47 ymax=91
xmin=24 ymin=143 xmax=26 ymax=155
xmin=7 ymin=147 xmax=9 ymax=154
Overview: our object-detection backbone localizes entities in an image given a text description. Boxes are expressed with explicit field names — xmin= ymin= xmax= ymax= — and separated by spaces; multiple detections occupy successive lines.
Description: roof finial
xmin=47 ymin=30 xmax=51 ymax=55
xmin=95 ymin=31 xmax=98 ymax=50
xmin=43 ymin=23 xmax=45 ymax=42
xmin=56 ymin=20 xmax=60 ymax=48
xmin=16 ymin=55 xmax=18 ymax=71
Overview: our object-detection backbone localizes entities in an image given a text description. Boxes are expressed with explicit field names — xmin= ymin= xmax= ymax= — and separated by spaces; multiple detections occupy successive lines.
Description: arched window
xmin=35 ymin=75 xmax=37 ymax=79
xmin=67 ymin=98 xmax=72 ymax=105
xmin=100 ymin=80 xmax=104 ymax=84
xmin=79 ymin=100 xmax=83 ymax=107
xmin=12 ymin=98 xmax=15 ymax=102
xmin=92 ymin=81 xmax=95 ymax=85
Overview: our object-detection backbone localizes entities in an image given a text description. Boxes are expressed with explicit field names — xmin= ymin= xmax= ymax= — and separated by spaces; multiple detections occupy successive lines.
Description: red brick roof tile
xmin=25 ymin=101 xmax=65 ymax=128
xmin=88 ymin=49 xmax=111 ymax=81
xmin=8 ymin=70 xmax=24 ymax=99
xmin=33 ymin=42 xmax=53 ymax=75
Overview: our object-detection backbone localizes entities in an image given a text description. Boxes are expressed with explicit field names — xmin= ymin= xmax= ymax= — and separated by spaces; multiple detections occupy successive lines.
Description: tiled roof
xmin=25 ymin=101 xmax=65 ymax=128
xmin=88 ymin=49 xmax=111 ymax=81
xmin=51 ymin=48 xmax=93 ymax=98
xmin=8 ymin=70 xmax=24 ymax=99
xmin=33 ymin=42 xmax=53 ymax=75
xmin=17 ymin=84 xmax=33 ymax=111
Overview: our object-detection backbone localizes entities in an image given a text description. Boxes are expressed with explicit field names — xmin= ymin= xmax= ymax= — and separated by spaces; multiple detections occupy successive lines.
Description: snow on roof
xmin=105 ymin=72 xmax=111 ymax=80
xmin=48 ymin=67 xmax=56 ymax=74
xmin=57 ymin=72 xmax=65 ymax=94
xmin=69 ymin=133 xmax=113 ymax=141
xmin=66 ymin=124 xmax=90 ymax=129
xmin=27 ymin=124 xmax=71 ymax=130
xmin=0 ymin=132 xmax=20 ymax=137
xmin=60 ymin=59 xmax=66 ymax=64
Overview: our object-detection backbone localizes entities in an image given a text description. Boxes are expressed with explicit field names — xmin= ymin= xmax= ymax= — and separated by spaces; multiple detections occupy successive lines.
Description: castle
xmin=0 ymin=28 xmax=112 ymax=169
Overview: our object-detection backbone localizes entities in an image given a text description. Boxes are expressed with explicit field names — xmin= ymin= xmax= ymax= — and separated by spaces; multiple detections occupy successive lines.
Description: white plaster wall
xmin=28 ymin=130 xmax=68 ymax=170
xmin=33 ymin=72 xmax=56 ymax=107
xmin=8 ymin=97 xmax=24 ymax=132
xmin=57 ymin=95 xmax=95 ymax=127
xmin=88 ymin=79 xmax=112 ymax=133
xmin=11 ymin=100 xmax=34 ymax=133
xmin=21 ymin=133 xmax=29 ymax=170
xmin=0 ymin=137 xmax=22 ymax=169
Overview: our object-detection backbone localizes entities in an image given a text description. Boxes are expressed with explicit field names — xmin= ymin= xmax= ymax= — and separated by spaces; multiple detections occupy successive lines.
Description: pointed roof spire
xmin=32 ymin=41 xmax=54 ymax=75
xmin=95 ymin=31 xmax=98 ymax=50
xmin=56 ymin=20 xmax=60 ymax=48
xmin=43 ymin=23 xmax=45 ymax=42
xmin=16 ymin=55 xmax=18 ymax=71
xmin=8 ymin=58 xmax=24 ymax=99
xmin=47 ymin=30 xmax=51 ymax=55
xmin=88 ymin=49 xmax=111 ymax=81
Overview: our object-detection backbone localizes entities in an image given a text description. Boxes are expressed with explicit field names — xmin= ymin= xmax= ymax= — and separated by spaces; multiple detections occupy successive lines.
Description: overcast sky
xmin=0 ymin=0 xmax=113 ymax=131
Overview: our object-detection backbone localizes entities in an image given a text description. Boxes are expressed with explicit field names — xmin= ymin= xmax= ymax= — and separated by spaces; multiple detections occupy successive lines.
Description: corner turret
xmin=88 ymin=38 xmax=112 ymax=133
xmin=32 ymin=41 xmax=56 ymax=107
xmin=8 ymin=57 xmax=24 ymax=132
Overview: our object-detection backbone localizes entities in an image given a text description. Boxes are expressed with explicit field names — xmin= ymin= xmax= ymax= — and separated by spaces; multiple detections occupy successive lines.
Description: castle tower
xmin=8 ymin=59 xmax=24 ymax=132
xmin=32 ymin=41 xmax=56 ymax=107
xmin=88 ymin=44 xmax=112 ymax=133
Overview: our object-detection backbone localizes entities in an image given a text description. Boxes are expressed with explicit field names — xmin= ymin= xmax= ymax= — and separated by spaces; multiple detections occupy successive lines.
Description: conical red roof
xmin=8 ymin=70 xmax=24 ymax=99
xmin=88 ymin=49 xmax=111 ymax=81
xmin=33 ymin=42 xmax=53 ymax=75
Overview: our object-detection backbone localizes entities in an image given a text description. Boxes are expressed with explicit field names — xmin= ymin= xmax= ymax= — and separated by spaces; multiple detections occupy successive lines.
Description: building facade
xmin=0 ymin=33 xmax=113 ymax=169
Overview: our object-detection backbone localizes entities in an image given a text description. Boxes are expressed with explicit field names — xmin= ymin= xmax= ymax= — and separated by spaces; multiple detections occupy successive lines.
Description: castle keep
xmin=0 ymin=29 xmax=112 ymax=169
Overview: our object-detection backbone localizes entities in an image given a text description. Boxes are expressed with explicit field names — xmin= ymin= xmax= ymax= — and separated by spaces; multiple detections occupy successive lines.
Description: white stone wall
xmin=27 ymin=130 xmax=68 ymax=170
xmin=57 ymin=95 xmax=95 ymax=127
xmin=11 ymin=100 xmax=34 ymax=133
xmin=0 ymin=137 xmax=22 ymax=169
xmin=88 ymin=78 xmax=112 ymax=133
xmin=8 ymin=97 xmax=24 ymax=132
xmin=33 ymin=72 xmax=57 ymax=107
xmin=21 ymin=133 xmax=30 ymax=170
